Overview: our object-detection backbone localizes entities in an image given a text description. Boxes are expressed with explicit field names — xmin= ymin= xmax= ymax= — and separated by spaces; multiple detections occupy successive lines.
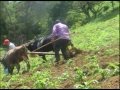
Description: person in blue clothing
xmin=2 ymin=39 xmax=16 ymax=74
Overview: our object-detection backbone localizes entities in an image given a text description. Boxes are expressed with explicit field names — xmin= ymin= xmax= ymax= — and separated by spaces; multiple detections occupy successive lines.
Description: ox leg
xmin=8 ymin=66 xmax=14 ymax=75
xmin=42 ymin=55 xmax=47 ymax=63
xmin=16 ymin=64 xmax=20 ymax=73
xmin=25 ymin=60 xmax=30 ymax=71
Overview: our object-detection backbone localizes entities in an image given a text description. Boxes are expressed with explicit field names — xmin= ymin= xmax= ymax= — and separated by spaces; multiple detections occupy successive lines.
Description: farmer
xmin=3 ymin=39 xmax=16 ymax=51
xmin=50 ymin=19 xmax=71 ymax=65
xmin=2 ymin=39 xmax=16 ymax=74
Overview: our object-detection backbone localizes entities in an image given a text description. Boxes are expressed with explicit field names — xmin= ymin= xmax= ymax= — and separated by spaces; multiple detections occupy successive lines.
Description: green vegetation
xmin=0 ymin=1 xmax=119 ymax=89
xmin=72 ymin=14 xmax=119 ymax=51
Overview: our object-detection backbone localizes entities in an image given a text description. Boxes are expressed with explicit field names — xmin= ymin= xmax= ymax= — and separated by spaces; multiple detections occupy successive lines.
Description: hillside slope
xmin=0 ymin=9 xmax=119 ymax=89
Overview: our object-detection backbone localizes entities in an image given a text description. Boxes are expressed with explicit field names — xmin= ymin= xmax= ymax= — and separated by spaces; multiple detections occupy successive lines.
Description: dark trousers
xmin=53 ymin=39 xmax=70 ymax=62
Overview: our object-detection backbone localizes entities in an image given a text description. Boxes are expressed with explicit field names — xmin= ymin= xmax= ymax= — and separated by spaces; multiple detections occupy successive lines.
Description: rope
xmin=32 ymin=36 xmax=63 ymax=52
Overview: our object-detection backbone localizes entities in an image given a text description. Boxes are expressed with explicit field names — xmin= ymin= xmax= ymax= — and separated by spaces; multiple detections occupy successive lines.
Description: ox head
xmin=26 ymin=37 xmax=45 ymax=52
xmin=26 ymin=40 xmax=38 ymax=52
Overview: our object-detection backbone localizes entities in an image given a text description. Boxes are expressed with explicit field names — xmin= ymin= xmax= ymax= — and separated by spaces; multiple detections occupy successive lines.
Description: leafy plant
xmin=57 ymin=71 xmax=69 ymax=82
xmin=32 ymin=71 xmax=58 ymax=89
xmin=99 ymin=68 xmax=111 ymax=80
xmin=103 ymin=49 xmax=115 ymax=56
xmin=66 ymin=59 xmax=74 ymax=67
xmin=74 ymin=67 xmax=86 ymax=82
xmin=0 ymin=81 xmax=9 ymax=89
xmin=85 ymin=55 xmax=98 ymax=63
xmin=107 ymin=62 xmax=120 ymax=76
xmin=32 ymin=71 xmax=50 ymax=88
xmin=74 ymin=80 xmax=99 ymax=89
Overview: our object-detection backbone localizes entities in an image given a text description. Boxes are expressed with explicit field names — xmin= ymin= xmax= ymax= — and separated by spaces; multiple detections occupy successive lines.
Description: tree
xmin=49 ymin=1 xmax=73 ymax=26
xmin=0 ymin=1 xmax=8 ymax=45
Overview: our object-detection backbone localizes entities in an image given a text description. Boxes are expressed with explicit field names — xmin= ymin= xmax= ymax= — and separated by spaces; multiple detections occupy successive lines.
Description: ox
xmin=26 ymin=36 xmax=77 ymax=62
xmin=0 ymin=45 xmax=30 ymax=75
xmin=26 ymin=36 xmax=54 ymax=62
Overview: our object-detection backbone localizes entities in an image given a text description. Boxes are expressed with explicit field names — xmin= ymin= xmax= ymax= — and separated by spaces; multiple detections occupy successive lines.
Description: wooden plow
xmin=27 ymin=52 xmax=62 ymax=55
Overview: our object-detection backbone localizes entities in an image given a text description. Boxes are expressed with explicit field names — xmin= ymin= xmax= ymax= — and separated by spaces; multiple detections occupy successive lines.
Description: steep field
xmin=0 ymin=8 xmax=119 ymax=89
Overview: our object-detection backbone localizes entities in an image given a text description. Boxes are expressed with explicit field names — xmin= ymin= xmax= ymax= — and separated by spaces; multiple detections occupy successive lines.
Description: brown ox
xmin=0 ymin=45 xmax=30 ymax=75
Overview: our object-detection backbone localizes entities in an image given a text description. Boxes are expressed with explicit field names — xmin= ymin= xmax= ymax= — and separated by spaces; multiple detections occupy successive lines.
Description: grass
xmin=71 ymin=14 xmax=119 ymax=51
xmin=0 ymin=2 xmax=119 ymax=89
